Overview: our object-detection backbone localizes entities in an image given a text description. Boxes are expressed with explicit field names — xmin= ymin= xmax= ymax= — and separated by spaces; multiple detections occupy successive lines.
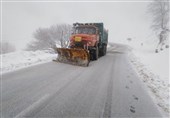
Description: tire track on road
xmin=102 ymin=55 xmax=115 ymax=118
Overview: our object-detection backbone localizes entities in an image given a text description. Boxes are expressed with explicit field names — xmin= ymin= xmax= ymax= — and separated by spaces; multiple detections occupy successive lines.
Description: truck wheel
xmin=104 ymin=45 xmax=107 ymax=55
xmin=100 ymin=45 xmax=106 ymax=56
xmin=93 ymin=46 xmax=98 ymax=60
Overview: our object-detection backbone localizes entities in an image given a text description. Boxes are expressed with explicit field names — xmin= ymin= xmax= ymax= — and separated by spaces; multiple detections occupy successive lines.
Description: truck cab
xmin=70 ymin=23 xmax=108 ymax=60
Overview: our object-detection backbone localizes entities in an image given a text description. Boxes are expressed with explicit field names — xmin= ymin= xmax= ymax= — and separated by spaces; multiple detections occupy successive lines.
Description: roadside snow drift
xmin=1 ymin=50 xmax=57 ymax=74
xmin=127 ymin=42 xmax=169 ymax=117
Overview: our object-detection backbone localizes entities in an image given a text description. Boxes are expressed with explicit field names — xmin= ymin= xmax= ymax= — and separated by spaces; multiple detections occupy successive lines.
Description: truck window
xmin=75 ymin=27 xmax=96 ymax=34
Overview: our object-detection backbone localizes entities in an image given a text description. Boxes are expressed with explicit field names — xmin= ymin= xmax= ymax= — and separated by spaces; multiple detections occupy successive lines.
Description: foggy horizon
xmin=1 ymin=0 xmax=155 ymax=50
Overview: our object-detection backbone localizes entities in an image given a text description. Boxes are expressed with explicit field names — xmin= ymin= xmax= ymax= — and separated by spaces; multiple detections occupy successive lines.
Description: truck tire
xmin=100 ymin=44 xmax=106 ymax=56
xmin=104 ymin=45 xmax=107 ymax=55
xmin=93 ymin=46 xmax=98 ymax=60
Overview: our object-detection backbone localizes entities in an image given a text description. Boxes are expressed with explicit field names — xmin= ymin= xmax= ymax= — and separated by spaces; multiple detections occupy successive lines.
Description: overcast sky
xmin=1 ymin=1 xmax=154 ymax=50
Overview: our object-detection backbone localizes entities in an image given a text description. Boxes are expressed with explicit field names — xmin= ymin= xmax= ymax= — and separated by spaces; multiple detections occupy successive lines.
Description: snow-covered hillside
xmin=1 ymin=50 xmax=57 ymax=74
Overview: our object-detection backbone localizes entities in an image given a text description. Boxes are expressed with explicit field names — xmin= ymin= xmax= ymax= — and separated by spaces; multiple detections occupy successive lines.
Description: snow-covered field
xmin=1 ymin=50 xmax=57 ymax=74
xmin=127 ymin=42 xmax=169 ymax=116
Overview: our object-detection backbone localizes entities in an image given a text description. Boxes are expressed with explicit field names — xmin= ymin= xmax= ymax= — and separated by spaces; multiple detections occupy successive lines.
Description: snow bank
xmin=1 ymin=50 xmax=57 ymax=74
xmin=132 ymin=43 xmax=169 ymax=83
xmin=128 ymin=43 xmax=169 ymax=116
xmin=1 ymin=44 xmax=111 ymax=74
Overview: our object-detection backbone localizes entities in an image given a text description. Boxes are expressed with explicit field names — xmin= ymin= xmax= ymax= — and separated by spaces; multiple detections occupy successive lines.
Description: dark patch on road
xmin=127 ymin=75 xmax=130 ymax=78
xmin=107 ymin=50 xmax=125 ymax=54
xmin=130 ymin=80 xmax=133 ymax=84
xmin=125 ymin=86 xmax=129 ymax=89
xmin=133 ymin=95 xmax=139 ymax=101
xmin=130 ymin=106 xmax=136 ymax=113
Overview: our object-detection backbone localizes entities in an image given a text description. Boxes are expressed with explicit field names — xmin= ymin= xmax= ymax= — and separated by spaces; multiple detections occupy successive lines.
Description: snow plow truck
xmin=54 ymin=22 xmax=108 ymax=66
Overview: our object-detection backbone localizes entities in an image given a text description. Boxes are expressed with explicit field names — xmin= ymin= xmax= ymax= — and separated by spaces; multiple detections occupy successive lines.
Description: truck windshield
xmin=75 ymin=27 xmax=96 ymax=34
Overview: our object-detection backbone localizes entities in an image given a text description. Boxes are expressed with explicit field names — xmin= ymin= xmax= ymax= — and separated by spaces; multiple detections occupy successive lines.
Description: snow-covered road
xmin=1 ymin=44 xmax=162 ymax=117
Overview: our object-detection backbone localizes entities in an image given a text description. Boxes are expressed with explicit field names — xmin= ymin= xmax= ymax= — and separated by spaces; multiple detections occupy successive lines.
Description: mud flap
xmin=53 ymin=48 xmax=90 ymax=67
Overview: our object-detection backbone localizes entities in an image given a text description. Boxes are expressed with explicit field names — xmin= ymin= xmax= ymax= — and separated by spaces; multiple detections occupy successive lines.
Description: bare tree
xmin=148 ymin=0 xmax=169 ymax=32
xmin=148 ymin=0 xmax=169 ymax=52
xmin=50 ymin=24 xmax=72 ymax=47
xmin=0 ymin=41 xmax=16 ymax=54
xmin=26 ymin=24 xmax=72 ymax=51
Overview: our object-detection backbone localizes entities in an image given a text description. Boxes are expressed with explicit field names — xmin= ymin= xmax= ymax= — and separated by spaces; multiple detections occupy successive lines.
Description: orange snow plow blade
xmin=54 ymin=48 xmax=90 ymax=67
